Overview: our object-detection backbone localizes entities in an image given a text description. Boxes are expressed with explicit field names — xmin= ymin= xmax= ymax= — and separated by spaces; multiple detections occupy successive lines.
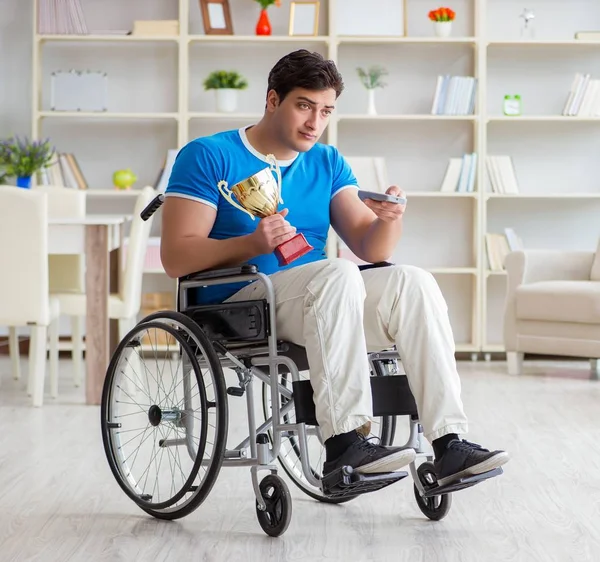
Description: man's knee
xmin=389 ymin=264 xmax=447 ymax=306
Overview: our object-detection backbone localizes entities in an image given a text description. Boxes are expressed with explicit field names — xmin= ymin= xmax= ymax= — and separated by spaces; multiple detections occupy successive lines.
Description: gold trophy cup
xmin=217 ymin=154 xmax=313 ymax=266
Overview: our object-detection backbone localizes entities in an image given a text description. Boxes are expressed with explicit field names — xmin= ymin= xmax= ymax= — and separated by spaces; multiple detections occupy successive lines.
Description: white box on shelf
xmin=50 ymin=70 xmax=108 ymax=112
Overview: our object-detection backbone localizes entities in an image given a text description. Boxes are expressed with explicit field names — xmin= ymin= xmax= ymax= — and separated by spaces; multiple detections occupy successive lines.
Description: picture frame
xmin=289 ymin=1 xmax=320 ymax=36
xmin=199 ymin=0 xmax=233 ymax=35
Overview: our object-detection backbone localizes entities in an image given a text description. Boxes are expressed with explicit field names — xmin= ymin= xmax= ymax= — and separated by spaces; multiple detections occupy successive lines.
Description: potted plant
xmin=0 ymin=136 xmax=55 ymax=188
xmin=428 ymin=7 xmax=456 ymax=37
xmin=253 ymin=0 xmax=281 ymax=36
xmin=203 ymin=70 xmax=249 ymax=113
xmin=356 ymin=65 xmax=388 ymax=116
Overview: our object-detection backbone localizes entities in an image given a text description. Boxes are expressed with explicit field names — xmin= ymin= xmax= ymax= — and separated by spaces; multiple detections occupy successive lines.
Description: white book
xmin=439 ymin=158 xmax=463 ymax=192
xmin=563 ymin=73 xmax=582 ymax=115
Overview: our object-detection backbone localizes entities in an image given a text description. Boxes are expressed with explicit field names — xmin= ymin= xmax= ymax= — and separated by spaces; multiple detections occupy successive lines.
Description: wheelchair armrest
xmin=358 ymin=261 xmax=393 ymax=271
xmin=180 ymin=264 xmax=259 ymax=282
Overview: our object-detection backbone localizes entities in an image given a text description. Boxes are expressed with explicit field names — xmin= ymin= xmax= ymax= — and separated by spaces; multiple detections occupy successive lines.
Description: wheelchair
xmin=100 ymin=194 xmax=503 ymax=537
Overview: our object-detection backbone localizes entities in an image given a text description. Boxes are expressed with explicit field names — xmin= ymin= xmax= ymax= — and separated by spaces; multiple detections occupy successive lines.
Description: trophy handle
xmin=266 ymin=154 xmax=284 ymax=205
xmin=217 ymin=180 xmax=255 ymax=220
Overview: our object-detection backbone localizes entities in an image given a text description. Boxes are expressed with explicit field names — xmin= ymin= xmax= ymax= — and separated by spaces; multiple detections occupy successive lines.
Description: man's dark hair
xmin=267 ymin=49 xmax=344 ymax=101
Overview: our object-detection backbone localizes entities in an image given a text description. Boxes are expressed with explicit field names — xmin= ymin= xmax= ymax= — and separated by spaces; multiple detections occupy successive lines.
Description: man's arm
xmin=330 ymin=187 xmax=405 ymax=264
xmin=160 ymin=196 xmax=297 ymax=279
xmin=160 ymin=196 xmax=259 ymax=278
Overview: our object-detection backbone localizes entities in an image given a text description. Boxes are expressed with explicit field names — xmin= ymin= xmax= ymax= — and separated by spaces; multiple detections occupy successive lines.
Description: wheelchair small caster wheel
xmin=413 ymin=462 xmax=452 ymax=521
xmin=256 ymin=474 xmax=292 ymax=537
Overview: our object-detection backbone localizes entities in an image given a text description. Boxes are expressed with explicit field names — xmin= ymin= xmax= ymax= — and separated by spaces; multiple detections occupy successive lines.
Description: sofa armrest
xmin=503 ymin=250 xmax=595 ymax=351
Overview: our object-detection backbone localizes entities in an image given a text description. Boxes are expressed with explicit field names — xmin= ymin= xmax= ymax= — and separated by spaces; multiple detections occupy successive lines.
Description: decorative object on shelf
xmin=503 ymin=95 xmax=522 ymax=116
xmin=289 ymin=1 xmax=320 ymax=36
xmin=253 ymin=0 xmax=281 ymax=36
xmin=519 ymin=8 xmax=535 ymax=39
xmin=199 ymin=0 xmax=233 ymax=35
xmin=203 ymin=70 xmax=248 ymax=113
xmin=50 ymin=70 xmax=108 ymax=112
xmin=131 ymin=20 xmax=179 ymax=36
xmin=112 ymin=169 xmax=138 ymax=190
xmin=336 ymin=0 xmax=405 ymax=37
xmin=428 ymin=7 xmax=456 ymax=37
xmin=356 ymin=65 xmax=388 ymax=116
xmin=0 ymin=136 xmax=55 ymax=189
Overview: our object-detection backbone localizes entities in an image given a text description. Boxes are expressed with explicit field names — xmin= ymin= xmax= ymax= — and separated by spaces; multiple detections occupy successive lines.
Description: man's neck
xmin=245 ymin=119 xmax=298 ymax=161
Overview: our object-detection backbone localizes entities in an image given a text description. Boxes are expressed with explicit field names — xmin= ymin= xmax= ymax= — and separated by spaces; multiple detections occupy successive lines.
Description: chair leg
xmin=30 ymin=325 xmax=48 ymax=407
xmin=71 ymin=316 xmax=85 ymax=388
xmin=8 ymin=327 xmax=20 ymax=381
xmin=507 ymin=351 xmax=524 ymax=376
xmin=49 ymin=319 xmax=59 ymax=399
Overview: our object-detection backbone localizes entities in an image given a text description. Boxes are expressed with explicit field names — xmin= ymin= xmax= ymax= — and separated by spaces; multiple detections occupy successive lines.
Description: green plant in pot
xmin=0 ymin=136 xmax=55 ymax=188
xmin=203 ymin=70 xmax=248 ymax=113
xmin=356 ymin=65 xmax=388 ymax=116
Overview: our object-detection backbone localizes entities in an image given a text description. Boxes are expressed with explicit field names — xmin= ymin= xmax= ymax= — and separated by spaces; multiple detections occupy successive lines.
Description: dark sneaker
xmin=434 ymin=439 xmax=510 ymax=486
xmin=323 ymin=434 xmax=416 ymax=476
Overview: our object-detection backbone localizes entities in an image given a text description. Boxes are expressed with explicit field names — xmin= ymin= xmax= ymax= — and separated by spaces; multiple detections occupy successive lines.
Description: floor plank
xmin=0 ymin=356 xmax=599 ymax=562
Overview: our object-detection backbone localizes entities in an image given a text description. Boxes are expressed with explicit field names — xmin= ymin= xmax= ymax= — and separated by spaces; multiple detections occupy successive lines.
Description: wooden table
xmin=49 ymin=215 xmax=131 ymax=405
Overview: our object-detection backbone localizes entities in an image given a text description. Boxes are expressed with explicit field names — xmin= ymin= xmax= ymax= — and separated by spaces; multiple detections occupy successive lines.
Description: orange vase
xmin=256 ymin=9 xmax=271 ymax=35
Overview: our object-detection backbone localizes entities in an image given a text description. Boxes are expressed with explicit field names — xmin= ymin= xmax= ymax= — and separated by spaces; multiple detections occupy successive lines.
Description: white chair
xmin=0 ymin=187 xmax=60 ymax=406
xmin=51 ymin=186 xmax=156 ymax=384
xmin=23 ymin=185 xmax=87 ymax=386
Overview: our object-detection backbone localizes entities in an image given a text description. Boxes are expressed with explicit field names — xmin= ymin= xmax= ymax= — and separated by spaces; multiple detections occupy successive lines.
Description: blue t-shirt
xmin=164 ymin=126 xmax=358 ymax=304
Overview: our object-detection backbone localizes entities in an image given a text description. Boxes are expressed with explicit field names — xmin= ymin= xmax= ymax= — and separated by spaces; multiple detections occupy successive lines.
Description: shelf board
xmin=37 ymin=34 xmax=179 ymax=43
xmin=487 ymin=115 xmax=600 ymax=122
xmin=486 ymin=270 xmax=507 ymax=276
xmin=188 ymin=112 xmax=262 ymax=120
xmin=486 ymin=193 xmax=600 ymax=199
xmin=406 ymin=191 xmax=477 ymax=198
xmin=188 ymin=34 xmax=329 ymax=43
xmin=487 ymin=39 xmax=600 ymax=46
xmin=84 ymin=189 xmax=148 ymax=196
xmin=338 ymin=114 xmax=476 ymax=121
xmin=337 ymin=36 xmax=476 ymax=45
xmin=427 ymin=267 xmax=477 ymax=275
xmin=37 ymin=111 xmax=178 ymax=120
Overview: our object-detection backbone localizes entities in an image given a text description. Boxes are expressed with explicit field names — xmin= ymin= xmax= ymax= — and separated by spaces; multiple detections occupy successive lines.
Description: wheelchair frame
xmin=101 ymin=193 xmax=503 ymax=537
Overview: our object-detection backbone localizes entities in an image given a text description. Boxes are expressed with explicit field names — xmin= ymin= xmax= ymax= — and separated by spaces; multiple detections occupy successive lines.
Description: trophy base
xmin=274 ymin=233 xmax=314 ymax=266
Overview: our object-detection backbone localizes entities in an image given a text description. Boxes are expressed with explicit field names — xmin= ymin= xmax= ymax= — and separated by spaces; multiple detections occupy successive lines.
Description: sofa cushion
xmin=591 ymin=238 xmax=600 ymax=281
xmin=516 ymin=280 xmax=600 ymax=324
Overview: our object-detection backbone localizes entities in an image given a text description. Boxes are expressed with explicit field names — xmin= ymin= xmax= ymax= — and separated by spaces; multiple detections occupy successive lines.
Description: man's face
xmin=269 ymin=87 xmax=337 ymax=153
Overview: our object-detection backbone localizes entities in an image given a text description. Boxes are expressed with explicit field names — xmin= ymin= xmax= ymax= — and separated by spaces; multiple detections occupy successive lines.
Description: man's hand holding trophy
xmin=217 ymin=154 xmax=313 ymax=266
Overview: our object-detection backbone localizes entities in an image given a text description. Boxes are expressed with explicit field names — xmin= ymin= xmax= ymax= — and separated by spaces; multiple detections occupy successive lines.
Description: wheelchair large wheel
xmin=101 ymin=310 xmax=228 ymax=520
xmin=262 ymin=371 xmax=396 ymax=504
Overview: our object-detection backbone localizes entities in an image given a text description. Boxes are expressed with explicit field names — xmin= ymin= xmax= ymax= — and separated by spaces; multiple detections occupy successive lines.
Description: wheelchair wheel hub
xmin=147 ymin=404 xmax=181 ymax=427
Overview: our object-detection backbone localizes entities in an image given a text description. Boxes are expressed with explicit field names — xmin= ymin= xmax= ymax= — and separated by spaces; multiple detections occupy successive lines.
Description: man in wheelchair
xmin=159 ymin=49 xmax=509 ymax=489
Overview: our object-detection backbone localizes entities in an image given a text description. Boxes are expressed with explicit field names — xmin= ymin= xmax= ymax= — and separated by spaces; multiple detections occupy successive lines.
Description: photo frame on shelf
xmin=335 ymin=0 xmax=406 ymax=37
xmin=199 ymin=0 xmax=233 ymax=35
xmin=289 ymin=1 xmax=320 ymax=36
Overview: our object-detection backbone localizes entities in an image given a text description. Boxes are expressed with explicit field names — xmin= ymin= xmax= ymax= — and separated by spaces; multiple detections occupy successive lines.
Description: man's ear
xmin=266 ymin=89 xmax=280 ymax=111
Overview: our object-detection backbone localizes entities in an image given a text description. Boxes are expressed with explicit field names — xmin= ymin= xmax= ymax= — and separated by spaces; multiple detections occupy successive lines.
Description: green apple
xmin=113 ymin=168 xmax=137 ymax=190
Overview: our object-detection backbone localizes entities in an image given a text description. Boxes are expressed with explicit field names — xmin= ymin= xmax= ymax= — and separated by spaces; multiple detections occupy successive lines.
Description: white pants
xmin=227 ymin=258 xmax=469 ymax=442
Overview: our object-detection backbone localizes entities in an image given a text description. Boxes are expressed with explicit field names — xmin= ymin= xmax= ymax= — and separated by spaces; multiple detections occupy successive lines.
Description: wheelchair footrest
xmin=321 ymin=465 xmax=408 ymax=499
xmin=422 ymin=467 xmax=503 ymax=498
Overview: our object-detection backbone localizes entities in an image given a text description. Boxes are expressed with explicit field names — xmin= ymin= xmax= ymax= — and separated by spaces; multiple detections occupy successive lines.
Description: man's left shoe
xmin=434 ymin=439 xmax=510 ymax=487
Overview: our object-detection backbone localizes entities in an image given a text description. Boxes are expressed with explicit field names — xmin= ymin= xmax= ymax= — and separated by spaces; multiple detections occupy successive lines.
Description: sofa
xmin=503 ymin=239 xmax=600 ymax=378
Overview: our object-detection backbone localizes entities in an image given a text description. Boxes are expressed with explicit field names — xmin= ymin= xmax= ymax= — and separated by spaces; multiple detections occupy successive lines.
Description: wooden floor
xmin=0 ymin=355 xmax=599 ymax=562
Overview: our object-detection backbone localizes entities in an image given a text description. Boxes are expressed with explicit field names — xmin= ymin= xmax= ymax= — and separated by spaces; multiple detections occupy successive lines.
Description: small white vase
xmin=367 ymin=89 xmax=377 ymax=115
xmin=434 ymin=21 xmax=452 ymax=38
xmin=215 ymin=88 xmax=238 ymax=113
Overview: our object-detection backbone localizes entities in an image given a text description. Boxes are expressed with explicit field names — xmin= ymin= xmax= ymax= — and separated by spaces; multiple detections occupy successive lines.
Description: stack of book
xmin=562 ymin=73 xmax=600 ymax=116
xmin=439 ymin=153 xmax=478 ymax=192
xmin=37 ymin=0 xmax=88 ymax=34
xmin=485 ymin=227 xmax=523 ymax=271
xmin=486 ymin=155 xmax=520 ymax=194
xmin=430 ymin=75 xmax=477 ymax=115
xmin=37 ymin=152 xmax=88 ymax=190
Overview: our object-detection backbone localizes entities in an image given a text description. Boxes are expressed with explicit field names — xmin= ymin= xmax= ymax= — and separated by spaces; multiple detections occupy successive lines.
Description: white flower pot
xmin=215 ymin=88 xmax=238 ymax=113
xmin=367 ymin=89 xmax=377 ymax=115
xmin=434 ymin=21 xmax=452 ymax=38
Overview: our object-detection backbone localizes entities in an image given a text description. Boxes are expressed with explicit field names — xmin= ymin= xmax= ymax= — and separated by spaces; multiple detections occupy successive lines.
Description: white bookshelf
xmin=30 ymin=0 xmax=600 ymax=356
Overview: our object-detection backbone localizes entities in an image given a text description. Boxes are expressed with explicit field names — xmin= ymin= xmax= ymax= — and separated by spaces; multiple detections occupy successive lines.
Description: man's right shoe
xmin=322 ymin=434 xmax=416 ymax=477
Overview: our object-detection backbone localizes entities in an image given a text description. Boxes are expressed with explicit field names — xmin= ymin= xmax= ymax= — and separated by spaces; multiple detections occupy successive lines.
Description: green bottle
xmin=503 ymin=95 xmax=521 ymax=116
